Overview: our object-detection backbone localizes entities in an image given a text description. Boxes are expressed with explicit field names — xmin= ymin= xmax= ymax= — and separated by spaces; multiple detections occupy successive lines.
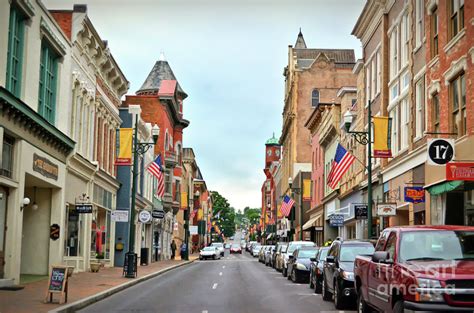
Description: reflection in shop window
xmin=92 ymin=185 xmax=113 ymax=259
xmin=64 ymin=204 xmax=82 ymax=257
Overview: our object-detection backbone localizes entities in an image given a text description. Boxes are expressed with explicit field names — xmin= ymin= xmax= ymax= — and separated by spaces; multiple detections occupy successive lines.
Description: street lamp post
xmin=342 ymin=100 xmax=372 ymax=239
xmin=125 ymin=114 xmax=160 ymax=278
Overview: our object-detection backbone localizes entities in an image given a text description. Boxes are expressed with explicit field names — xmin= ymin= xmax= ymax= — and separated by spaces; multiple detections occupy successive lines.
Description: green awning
xmin=427 ymin=180 xmax=463 ymax=195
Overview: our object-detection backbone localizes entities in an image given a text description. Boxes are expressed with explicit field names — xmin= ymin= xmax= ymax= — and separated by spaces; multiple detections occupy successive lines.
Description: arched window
xmin=312 ymin=89 xmax=320 ymax=107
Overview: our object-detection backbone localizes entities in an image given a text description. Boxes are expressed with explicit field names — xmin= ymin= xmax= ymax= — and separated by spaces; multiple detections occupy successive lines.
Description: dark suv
xmin=322 ymin=238 xmax=374 ymax=309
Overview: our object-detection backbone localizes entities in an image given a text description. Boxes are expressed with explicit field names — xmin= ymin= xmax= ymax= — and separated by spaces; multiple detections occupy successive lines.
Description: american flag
xmin=280 ymin=195 xmax=295 ymax=217
xmin=147 ymin=155 xmax=165 ymax=199
xmin=190 ymin=207 xmax=198 ymax=220
xmin=327 ymin=144 xmax=355 ymax=189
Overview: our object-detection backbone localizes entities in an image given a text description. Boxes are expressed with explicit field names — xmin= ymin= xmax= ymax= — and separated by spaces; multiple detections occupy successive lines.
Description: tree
xmin=210 ymin=191 xmax=235 ymax=239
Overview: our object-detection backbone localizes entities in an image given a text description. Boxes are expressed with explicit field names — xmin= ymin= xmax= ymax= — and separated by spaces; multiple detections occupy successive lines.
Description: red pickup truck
xmin=354 ymin=225 xmax=474 ymax=312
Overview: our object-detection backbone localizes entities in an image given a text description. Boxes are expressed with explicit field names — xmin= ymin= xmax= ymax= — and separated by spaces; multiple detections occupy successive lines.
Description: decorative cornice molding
xmin=443 ymin=55 xmax=467 ymax=85
xmin=40 ymin=17 xmax=67 ymax=56
xmin=427 ymin=80 xmax=440 ymax=98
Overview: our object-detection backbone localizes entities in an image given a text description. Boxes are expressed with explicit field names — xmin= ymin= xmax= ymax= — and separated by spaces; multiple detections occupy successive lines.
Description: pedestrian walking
xmin=170 ymin=240 xmax=177 ymax=259
xmin=180 ymin=242 xmax=187 ymax=259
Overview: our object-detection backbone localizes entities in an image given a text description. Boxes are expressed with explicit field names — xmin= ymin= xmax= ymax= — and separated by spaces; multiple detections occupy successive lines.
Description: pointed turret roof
xmin=294 ymin=28 xmax=307 ymax=49
xmin=136 ymin=54 xmax=187 ymax=98
xmin=265 ymin=133 xmax=280 ymax=146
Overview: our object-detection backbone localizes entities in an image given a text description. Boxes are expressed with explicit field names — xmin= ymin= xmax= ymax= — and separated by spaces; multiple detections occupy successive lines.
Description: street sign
xmin=189 ymin=225 xmax=198 ymax=235
xmin=404 ymin=187 xmax=425 ymax=203
xmin=446 ymin=162 xmax=474 ymax=181
xmin=152 ymin=209 xmax=165 ymax=219
xmin=427 ymin=139 xmax=455 ymax=165
xmin=75 ymin=204 xmax=93 ymax=214
xmin=138 ymin=210 xmax=152 ymax=223
xmin=354 ymin=204 xmax=368 ymax=220
xmin=50 ymin=224 xmax=60 ymax=240
xmin=377 ymin=203 xmax=397 ymax=216
xmin=329 ymin=214 xmax=344 ymax=227
xmin=111 ymin=210 xmax=129 ymax=222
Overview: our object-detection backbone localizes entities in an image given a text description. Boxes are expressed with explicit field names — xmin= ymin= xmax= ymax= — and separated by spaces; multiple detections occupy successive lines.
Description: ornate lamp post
xmin=342 ymin=100 xmax=372 ymax=239
xmin=124 ymin=113 xmax=160 ymax=278
xmin=288 ymin=177 xmax=303 ymax=240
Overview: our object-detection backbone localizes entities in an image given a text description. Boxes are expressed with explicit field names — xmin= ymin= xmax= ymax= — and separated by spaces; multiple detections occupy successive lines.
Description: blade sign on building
xmin=446 ymin=163 xmax=474 ymax=181
xmin=404 ymin=187 xmax=425 ymax=203
xmin=427 ymin=139 xmax=455 ymax=165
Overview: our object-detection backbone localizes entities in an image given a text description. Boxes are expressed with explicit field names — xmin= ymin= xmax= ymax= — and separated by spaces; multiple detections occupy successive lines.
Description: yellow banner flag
xmin=303 ymin=179 xmax=311 ymax=201
xmin=197 ymin=208 xmax=203 ymax=220
xmin=277 ymin=204 xmax=282 ymax=218
xmin=181 ymin=192 xmax=188 ymax=209
xmin=116 ymin=128 xmax=133 ymax=165
xmin=373 ymin=117 xmax=392 ymax=158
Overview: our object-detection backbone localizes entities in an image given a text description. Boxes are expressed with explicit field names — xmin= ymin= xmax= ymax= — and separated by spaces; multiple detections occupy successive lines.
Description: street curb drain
xmin=48 ymin=260 xmax=195 ymax=313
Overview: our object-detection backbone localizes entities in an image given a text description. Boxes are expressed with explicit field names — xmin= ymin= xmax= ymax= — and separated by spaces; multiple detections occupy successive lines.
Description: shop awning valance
xmin=427 ymin=180 xmax=463 ymax=195
xmin=302 ymin=212 xmax=323 ymax=230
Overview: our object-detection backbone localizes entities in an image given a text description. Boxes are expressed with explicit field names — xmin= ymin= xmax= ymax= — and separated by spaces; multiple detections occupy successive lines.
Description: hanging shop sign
xmin=404 ymin=187 xmax=425 ymax=203
xmin=189 ymin=225 xmax=198 ymax=235
xmin=50 ymin=224 xmax=60 ymax=240
xmin=354 ymin=204 xmax=368 ymax=220
xmin=427 ymin=139 xmax=455 ymax=166
xmin=138 ymin=210 xmax=152 ymax=223
xmin=377 ymin=203 xmax=397 ymax=216
xmin=329 ymin=214 xmax=344 ymax=227
xmin=446 ymin=162 xmax=474 ymax=181
xmin=111 ymin=210 xmax=129 ymax=222
xmin=152 ymin=209 xmax=165 ymax=219
xmin=75 ymin=204 xmax=93 ymax=214
xmin=33 ymin=154 xmax=58 ymax=180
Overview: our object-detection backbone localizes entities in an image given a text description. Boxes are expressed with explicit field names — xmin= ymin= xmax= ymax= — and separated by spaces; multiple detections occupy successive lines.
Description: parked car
xmin=264 ymin=245 xmax=275 ymax=266
xmin=224 ymin=243 xmax=231 ymax=249
xmin=240 ymin=240 xmax=247 ymax=249
xmin=287 ymin=246 xmax=319 ymax=283
xmin=246 ymin=241 xmax=257 ymax=252
xmin=258 ymin=245 xmax=268 ymax=262
xmin=322 ymin=238 xmax=375 ymax=309
xmin=282 ymin=241 xmax=316 ymax=277
xmin=251 ymin=244 xmax=262 ymax=257
xmin=199 ymin=246 xmax=221 ymax=260
xmin=274 ymin=243 xmax=288 ymax=271
xmin=210 ymin=242 xmax=225 ymax=256
xmin=230 ymin=244 xmax=242 ymax=254
xmin=355 ymin=225 xmax=474 ymax=313
xmin=309 ymin=246 xmax=329 ymax=293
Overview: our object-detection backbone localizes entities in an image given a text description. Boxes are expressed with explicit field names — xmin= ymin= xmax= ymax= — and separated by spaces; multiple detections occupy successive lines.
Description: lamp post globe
xmin=288 ymin=177 xmax=293 ymax=188
xmin=152 ymin=124 xmax=160 ymax=144
xmin=343 ymin=110 xmax=354 ymax=133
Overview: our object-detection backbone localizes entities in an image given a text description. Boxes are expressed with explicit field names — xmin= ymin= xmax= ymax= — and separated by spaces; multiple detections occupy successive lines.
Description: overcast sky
xmin=44 ymin=0 xmax=365 ymax=211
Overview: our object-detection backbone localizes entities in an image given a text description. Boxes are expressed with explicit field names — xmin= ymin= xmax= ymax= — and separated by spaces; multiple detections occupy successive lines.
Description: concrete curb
xmin=48 ymin=260 xmax=195 ymax=313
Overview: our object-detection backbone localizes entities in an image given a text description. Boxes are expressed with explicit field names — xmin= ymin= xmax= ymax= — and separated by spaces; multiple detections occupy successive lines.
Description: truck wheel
xmin=357 ymin=293 xmax=370 ymax=313
xmin=322 ymin=277 xmax=332 ymax=301
xmin=393 ymin=300 xmax=404 ymax=313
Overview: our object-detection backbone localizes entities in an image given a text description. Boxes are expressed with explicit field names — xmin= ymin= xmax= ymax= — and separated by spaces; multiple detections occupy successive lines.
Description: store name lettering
xmin=33 ymin=154 xmax=59 ymax=180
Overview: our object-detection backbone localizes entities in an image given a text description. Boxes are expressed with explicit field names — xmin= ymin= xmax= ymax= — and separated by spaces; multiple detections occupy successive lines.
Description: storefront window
xmin=64 ymin=204 xmax=82 ymax=257
xmin=465 ymin=190 xmax=474 ymax=226
xmin=92 ymin=185 xmax=113 ymax=259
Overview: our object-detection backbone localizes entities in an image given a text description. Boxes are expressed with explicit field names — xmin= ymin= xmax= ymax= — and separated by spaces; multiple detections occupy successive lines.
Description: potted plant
xmin=90 ymin=261 xmax=100 ymax=272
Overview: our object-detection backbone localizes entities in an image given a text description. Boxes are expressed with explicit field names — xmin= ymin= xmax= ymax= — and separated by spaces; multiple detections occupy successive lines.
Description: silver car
xmin=251 ymin=244 xmax=262 ymax=257
xmin=282 ymin=241 xmax=316 ymax=277
xmin=264 ymin=245 xmax=275 ymax=266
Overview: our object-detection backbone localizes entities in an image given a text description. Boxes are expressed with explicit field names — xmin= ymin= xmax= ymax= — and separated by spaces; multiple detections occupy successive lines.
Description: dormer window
xmin=312 ymin=89 xmax=320 ymax=107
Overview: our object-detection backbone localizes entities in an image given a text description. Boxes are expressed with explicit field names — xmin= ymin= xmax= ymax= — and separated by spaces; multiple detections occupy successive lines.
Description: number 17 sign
xmin=427 ymin=138 xmax=455 ymax=166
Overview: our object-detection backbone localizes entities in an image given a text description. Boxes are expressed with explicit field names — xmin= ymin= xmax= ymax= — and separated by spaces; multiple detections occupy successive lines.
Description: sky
xmin=44 ymin=0 xmax=365 ymax=211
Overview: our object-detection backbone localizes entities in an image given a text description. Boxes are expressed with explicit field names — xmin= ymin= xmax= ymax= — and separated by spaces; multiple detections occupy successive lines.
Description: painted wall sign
xmin=33 ymin=154 xmax=58 ymax=180
xmin=138 ymin=210 xmax=152 ymax=223
xmin=446 ymin=162 xmax=474 ymax=181
xmin=111 ymin=210 xmax=129 ymax=222
xmin=404 ymin=187 xmax=425 ymax=203
xmin=50 ymin=224 xmax=60 ymax=240
xmin=377 ymin=203 xmax=397 ymax=216
xmin=427 ymin=139 xmax=455 ymax=165
xmin=354 ymin=204 xmax=368 ymax=220
xmin=75 ymin=204 xmax=93 ymax=214
xmin=329 ymin=214 xmax=344 ymax=227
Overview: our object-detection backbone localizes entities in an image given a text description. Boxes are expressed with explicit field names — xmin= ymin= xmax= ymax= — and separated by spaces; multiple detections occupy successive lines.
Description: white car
xmin=199 ymin=247 xmax=221 ymax=260
xmin=252 ymin=244 xmax=262 ymax=257
xmin=210 ymin=242 xmax=225 ymax=256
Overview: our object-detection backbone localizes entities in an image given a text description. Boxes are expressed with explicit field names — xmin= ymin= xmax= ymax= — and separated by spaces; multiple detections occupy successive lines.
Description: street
xmin=79 ymin=233 xmax=354 ymax=313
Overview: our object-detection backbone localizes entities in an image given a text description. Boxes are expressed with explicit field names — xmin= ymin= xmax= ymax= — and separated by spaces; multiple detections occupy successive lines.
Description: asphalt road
xmin=79 ymin=248 xmax=355 ymax=313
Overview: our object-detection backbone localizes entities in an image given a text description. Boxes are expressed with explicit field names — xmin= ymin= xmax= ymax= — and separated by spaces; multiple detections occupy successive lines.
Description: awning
xmin=427 ymin=180 xmax=463 ymax=195
xmin=302 ymin=212 xmax=323 ymax=230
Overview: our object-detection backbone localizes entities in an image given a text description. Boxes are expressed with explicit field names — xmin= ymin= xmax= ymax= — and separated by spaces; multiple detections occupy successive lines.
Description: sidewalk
xmin=0 ymin=256 xmax=197 ymax=313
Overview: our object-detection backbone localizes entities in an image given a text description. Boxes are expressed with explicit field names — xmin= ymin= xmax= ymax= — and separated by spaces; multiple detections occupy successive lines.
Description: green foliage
xmin=210 ymin=191 xmax=235 ymax=238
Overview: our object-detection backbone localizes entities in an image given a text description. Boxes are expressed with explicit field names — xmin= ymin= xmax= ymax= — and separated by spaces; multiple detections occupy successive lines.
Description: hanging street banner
xmin=404 ymin=187 xmax=425 ymax=203
xmin=115 ymin=128 xmax=133 ymax=166
xmin=427 ymin=138 xmax=455 ymax=165
xmin=181 ymin=192 xmax=188 ymax=209
xmin=377 ymin=203 xmax=397 ymax=216
xmin=446 ymin=162 xmax=474 ymax=181
xmin=329 ymin=214 xmax=344 ymax=227
xmin=373 ymin=117 xmax=392 ymax=158
xmin=354 ymin=204 xmax=368 ymax=220
xmin=303 ymin=179 xmax=311 ymax=201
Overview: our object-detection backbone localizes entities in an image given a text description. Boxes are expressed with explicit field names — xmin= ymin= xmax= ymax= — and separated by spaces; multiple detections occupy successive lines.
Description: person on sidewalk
xmin=170 ymin=240 xmax=177 ymax=259
xmin=180 ymin=242 xmax=187 ymax=260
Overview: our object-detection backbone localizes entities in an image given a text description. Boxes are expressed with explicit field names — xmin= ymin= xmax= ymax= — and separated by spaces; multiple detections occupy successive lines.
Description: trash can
xmin=140 ymin=248 xmax=149 ymax=265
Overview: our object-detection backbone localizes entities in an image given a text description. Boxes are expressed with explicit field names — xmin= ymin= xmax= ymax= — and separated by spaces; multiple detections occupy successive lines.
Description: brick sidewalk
xmin=0 ymin=256 xmax=197 ymax=313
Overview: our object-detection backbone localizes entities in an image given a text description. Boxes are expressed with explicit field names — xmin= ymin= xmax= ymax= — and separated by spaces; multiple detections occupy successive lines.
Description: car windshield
xmin=288 ymin=243 xmax=313 ymax=253
xmin=399 ymin=231 xmax=474 ymax=262
xmin=211 ymin=243 xmax=223 ymax=247
xmin=232 ymin=244 xmax=240 ymax=248
xmin=280 ymin=245 xmax=288 ymax=253
xmin=254 ymin=245 xmax=261 ymax=249
xmin=297 ymin=249 xmax=317 ymax=258
xmin=318 ymin=249 xmax=329 ymax=261
xmin=203 ymin=247 xmax=215 ymax=251
xmin=340 ymin=245 xmax=375 ymax=262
